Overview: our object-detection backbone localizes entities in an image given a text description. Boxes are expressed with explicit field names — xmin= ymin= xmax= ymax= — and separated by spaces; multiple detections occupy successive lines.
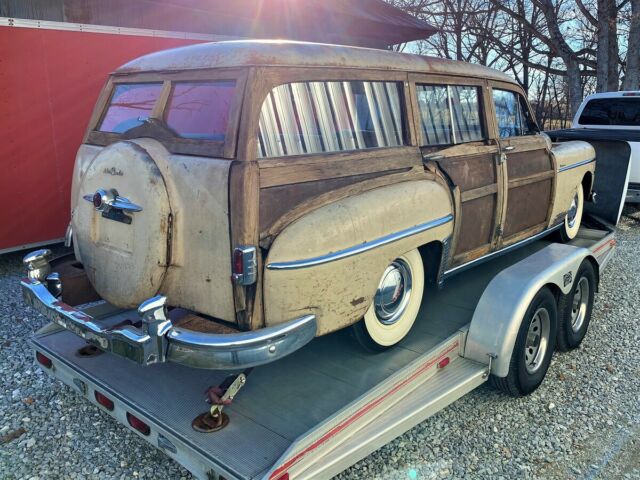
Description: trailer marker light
xmin=273 ymin=474 xmax=289 ymax=480
xmin=36 ymin=351 xmax=53 ymax=369
xmin=437 ymin=357 xmax=450 ymax=369
xmin=94 ymin=391 xmax=114 ymax=411
xmin=127 ymin=412 xmax=151 ymax=435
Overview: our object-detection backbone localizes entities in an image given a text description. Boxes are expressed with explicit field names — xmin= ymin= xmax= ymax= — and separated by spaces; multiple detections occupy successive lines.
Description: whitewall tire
xmin=352 ymin=249 xmax=425 ymax=352
xmin=559 ymin=186 xmax=584 ymax=242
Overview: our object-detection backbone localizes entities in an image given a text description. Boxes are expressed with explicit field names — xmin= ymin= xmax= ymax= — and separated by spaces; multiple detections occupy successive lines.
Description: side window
xmin=492 ymin=89 xmax=536 ymax=138
xmin=257 ymin=80 xmax=405 ymax=158
xmin=416 ymin=84 xmax=484 ymax=146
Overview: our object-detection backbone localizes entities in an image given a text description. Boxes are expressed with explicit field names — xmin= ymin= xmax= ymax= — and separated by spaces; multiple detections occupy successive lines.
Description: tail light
xmin=232 ymin=246 xmax=257 ymax=286
xmin=437 ymin=357 xmax=450 ymax=369
xmin=94 ymin=391 xmax=114 ymax=411
xmin=127 ymin=412 xmax=151 ymax=435
xmin=36 ymin=351 xmax=53 ymax=369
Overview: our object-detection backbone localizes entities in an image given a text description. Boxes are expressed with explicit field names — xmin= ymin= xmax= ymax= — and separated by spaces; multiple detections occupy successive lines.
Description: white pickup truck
xmin=571 ymin=91 xmax=640 ymax=203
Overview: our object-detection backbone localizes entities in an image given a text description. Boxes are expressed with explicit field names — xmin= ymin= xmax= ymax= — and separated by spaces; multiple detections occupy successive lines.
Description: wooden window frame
xmin=241 ymin=67 xmax=417 ymax=165
xmin=85 ymin=68 xmax=248 ymax=159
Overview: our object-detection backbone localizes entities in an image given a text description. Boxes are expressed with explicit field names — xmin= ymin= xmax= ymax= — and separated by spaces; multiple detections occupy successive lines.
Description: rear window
xmin=165 ymin=81 xmax=236 ymax=140
xmin=99 ymin=83 xmax=163 ymax=133
xmin=578 ymin=98 xmax=640 ymax=126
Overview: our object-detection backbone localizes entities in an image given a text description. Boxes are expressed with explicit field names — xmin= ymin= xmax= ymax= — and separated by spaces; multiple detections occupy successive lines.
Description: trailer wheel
xmin=352 ymin=249 xmax=424 ymax=352
xmin=558 ymin=187 xmax=584 ymax=242
xmin=556 ymin=260 xmax=596 ymax=352
xmin=491 ymin=287 xmax=557 ymax=397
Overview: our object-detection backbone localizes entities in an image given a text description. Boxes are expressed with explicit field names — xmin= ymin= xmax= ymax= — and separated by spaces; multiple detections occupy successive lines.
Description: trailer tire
xmin=491 ymin=287 xmax=557 ymax=397
xmin=556 ymin=260 xmax=596 ymax=352
xmin=352 ymin=249 xmax=424 ymax=352
xmin=558 ymin=187 xmax=584 ymax=242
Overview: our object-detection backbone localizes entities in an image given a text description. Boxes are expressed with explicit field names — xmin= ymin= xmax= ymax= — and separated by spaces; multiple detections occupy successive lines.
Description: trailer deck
xmin=29 ymin=226 xmax=615 ymax=480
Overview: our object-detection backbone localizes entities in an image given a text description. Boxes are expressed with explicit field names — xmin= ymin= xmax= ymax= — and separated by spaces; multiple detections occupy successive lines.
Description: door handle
xmin=423 ymin=153 xmax=445 ymax=161
xmin=503 ymin=146 xmax=516 ymax=152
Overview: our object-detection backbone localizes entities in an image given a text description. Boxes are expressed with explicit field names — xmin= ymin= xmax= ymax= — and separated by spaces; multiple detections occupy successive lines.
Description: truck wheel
xmin=352 ymin=249 xmax=424 ymax=352
xmin=491 ymin=287 xmax=557 ymax=397
xmin=559 ymin=187 xmax=584 ymax=242
xmin=556 ymin=260 xmax=596 ymax=352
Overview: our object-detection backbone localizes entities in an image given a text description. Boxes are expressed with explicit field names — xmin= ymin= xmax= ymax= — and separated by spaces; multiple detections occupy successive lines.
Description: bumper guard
xmin=21 ymin=250 xmax=317 ymax=370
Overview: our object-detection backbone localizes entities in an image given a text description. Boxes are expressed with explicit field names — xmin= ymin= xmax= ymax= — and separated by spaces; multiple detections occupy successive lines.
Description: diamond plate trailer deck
xmin=28 ymin=225 xmax=615 ymax=480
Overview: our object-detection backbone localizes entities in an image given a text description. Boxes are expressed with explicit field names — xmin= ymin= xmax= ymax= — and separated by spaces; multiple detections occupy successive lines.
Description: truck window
xmin=165 ymin=81 xmax=236 ymax=140
xmin=99 ymin=83 xmax=163 ymax=133
xmin=257 ymin=81 xmax=405 ymax=158
xmin=416 ymin=84 xmax=483 ymax=146
xmin=493 ymin=89 xmax=536 ymax=138
xmin=578 ymin=98 xmax=640 ymax=126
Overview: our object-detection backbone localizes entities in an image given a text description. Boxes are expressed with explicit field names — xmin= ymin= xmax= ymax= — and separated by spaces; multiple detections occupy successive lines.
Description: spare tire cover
xmin=73 ymin=141 xmax=171 ymax=308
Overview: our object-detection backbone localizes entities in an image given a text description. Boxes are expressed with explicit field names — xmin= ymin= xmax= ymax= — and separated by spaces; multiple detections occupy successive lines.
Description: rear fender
xmin=263 ymin=180 xmax=453 ymax=335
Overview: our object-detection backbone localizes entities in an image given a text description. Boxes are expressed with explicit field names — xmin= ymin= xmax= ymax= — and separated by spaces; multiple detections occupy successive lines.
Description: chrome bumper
xmin=21 ymin=250 xmax=316 ymax=370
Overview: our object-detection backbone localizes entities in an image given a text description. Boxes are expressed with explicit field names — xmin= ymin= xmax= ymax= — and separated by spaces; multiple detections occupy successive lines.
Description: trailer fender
xmin=263 ymin=180 xmax=453 ymax=335
xmin=464 ymin=243 xmax=594 ymax=378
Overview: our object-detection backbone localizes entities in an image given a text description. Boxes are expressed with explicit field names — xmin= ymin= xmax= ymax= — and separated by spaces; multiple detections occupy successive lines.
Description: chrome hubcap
xmin=374 ymin=258 xmax=412 ymax=325
xmin=571 ymin=277 xmax=589 ymax=332
xmin=567 ymin=193 xmax=579 ymax=229
xmin=524 ymin=308 xmax=550 ymax=374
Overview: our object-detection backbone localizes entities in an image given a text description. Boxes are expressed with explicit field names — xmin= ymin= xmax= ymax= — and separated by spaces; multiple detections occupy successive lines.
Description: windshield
xmin=578 ymin=97 xmax=640 ymax=127
xmin=99 ymin=83 xmax=163 ymax=133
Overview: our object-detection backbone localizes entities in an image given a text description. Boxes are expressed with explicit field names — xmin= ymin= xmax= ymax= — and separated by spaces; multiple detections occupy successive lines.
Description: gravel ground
xmin=1 ymin=207 xmax=639 ymax=480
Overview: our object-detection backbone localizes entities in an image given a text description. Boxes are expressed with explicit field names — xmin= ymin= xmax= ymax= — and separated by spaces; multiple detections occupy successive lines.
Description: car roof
xmin=116 ymin=39 xmax=516 ymax=84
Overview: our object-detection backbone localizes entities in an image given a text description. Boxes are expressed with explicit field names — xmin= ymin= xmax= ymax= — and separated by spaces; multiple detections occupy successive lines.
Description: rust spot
xmin=350 ymin=296 xmax=366 ymax=307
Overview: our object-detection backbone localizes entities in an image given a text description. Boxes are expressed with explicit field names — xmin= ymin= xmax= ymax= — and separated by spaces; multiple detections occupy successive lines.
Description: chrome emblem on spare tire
xmin=83 ymin=188 xmax=143 ymax=224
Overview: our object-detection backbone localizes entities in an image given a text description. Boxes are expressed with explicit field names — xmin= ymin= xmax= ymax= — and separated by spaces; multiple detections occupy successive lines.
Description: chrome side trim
xmin=558 ymin=157 xmax=595 ymax=173
xmin=21 ymin=275 xmax=317 ymax=370
xmin=266 ymin=214 xmax=454 ymax=271
xmin=443 ymin=223 xmax=563 ymax=278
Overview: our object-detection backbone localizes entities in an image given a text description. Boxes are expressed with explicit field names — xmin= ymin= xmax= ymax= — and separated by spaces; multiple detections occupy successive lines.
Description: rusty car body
xmin=21 ymin=40 xmax=596 ymax=369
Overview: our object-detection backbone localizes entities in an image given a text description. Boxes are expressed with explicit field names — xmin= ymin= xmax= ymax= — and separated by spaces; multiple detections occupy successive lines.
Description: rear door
xmin=490 ymin=85 xmax=555 ymax=247
xmin=409 ymin=76 xmax=502 ymax=267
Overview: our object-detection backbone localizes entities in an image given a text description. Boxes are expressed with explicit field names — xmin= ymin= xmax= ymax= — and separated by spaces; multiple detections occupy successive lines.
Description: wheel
xmin=352 ymin=249 xmax=425 ymax=352
xmin=491 ymin=288 xmax=558 ymax=397
xmin=558 ymin=187 xmax=584 ymax=242
xmin=556 ymin=260 xmax=596 ymax=352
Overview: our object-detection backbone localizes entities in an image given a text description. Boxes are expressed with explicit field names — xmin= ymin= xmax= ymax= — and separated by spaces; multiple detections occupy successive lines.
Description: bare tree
xmin=623 ymin=0 xmax=640 ymax=89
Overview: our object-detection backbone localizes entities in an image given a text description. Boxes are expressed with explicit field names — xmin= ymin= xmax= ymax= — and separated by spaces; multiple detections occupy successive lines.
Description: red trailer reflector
xmin=127 ymin=412 xmax=151 ymax=435
xmin=437 ymin=357 xmax=450 ymax=369
xmin=36 ymin=351 xmax=53 ymax=369
xmin=94 ymin=391 xmax=115 ymax=411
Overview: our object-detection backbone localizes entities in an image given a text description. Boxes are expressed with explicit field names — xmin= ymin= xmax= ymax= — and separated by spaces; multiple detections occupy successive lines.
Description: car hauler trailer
xmin=24 ymin=219 xmax=616 ymax=480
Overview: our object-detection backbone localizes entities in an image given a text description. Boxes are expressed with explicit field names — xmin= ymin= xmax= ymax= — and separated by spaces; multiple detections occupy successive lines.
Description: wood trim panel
xmin=507 ymin=170 xmax=554 ymax=189
xmin=229 ymin=161 xmax=262 ymax=330
xmin=260 ymin=166 xmax=428 ymax=245
xmin=258 ymin=147 xmax=421 ymax=188
xmin=461 ymin=183 xmax=498 ymax=202
xmin=448 ymin=185 xmax=463 ymax=260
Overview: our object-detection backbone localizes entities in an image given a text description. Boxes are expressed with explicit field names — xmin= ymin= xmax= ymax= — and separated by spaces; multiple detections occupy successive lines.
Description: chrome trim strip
xmin=558 ymin=157 xmax=595 ymax=173
xmin=443 ymin=223 xmax=563 ymax=278
xmin=1 ymin=16 xmax=236 ymax=41
xmin=266 ymin=214 xmax=454 ymax=271
xmin=21 ymin=277 xmax=317 ymax=370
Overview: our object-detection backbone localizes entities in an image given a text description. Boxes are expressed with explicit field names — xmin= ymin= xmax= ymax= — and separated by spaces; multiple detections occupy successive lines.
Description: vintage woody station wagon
xmin=22 ymin=40 xmax=596 ymax=370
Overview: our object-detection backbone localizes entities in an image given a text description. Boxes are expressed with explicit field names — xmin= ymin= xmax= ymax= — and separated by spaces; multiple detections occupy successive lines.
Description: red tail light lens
xmin=233 ymin=248 xmax=244 ymax=275
xmin=437 ymin=357 xmax=450 ymax=369
xmin=127 ymin=412 xmax=151 ymax=435
xmin=94 ymin=391 xmax=114 ymax=411
xmin=36 ymin=351 xmax=53 ymax=368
